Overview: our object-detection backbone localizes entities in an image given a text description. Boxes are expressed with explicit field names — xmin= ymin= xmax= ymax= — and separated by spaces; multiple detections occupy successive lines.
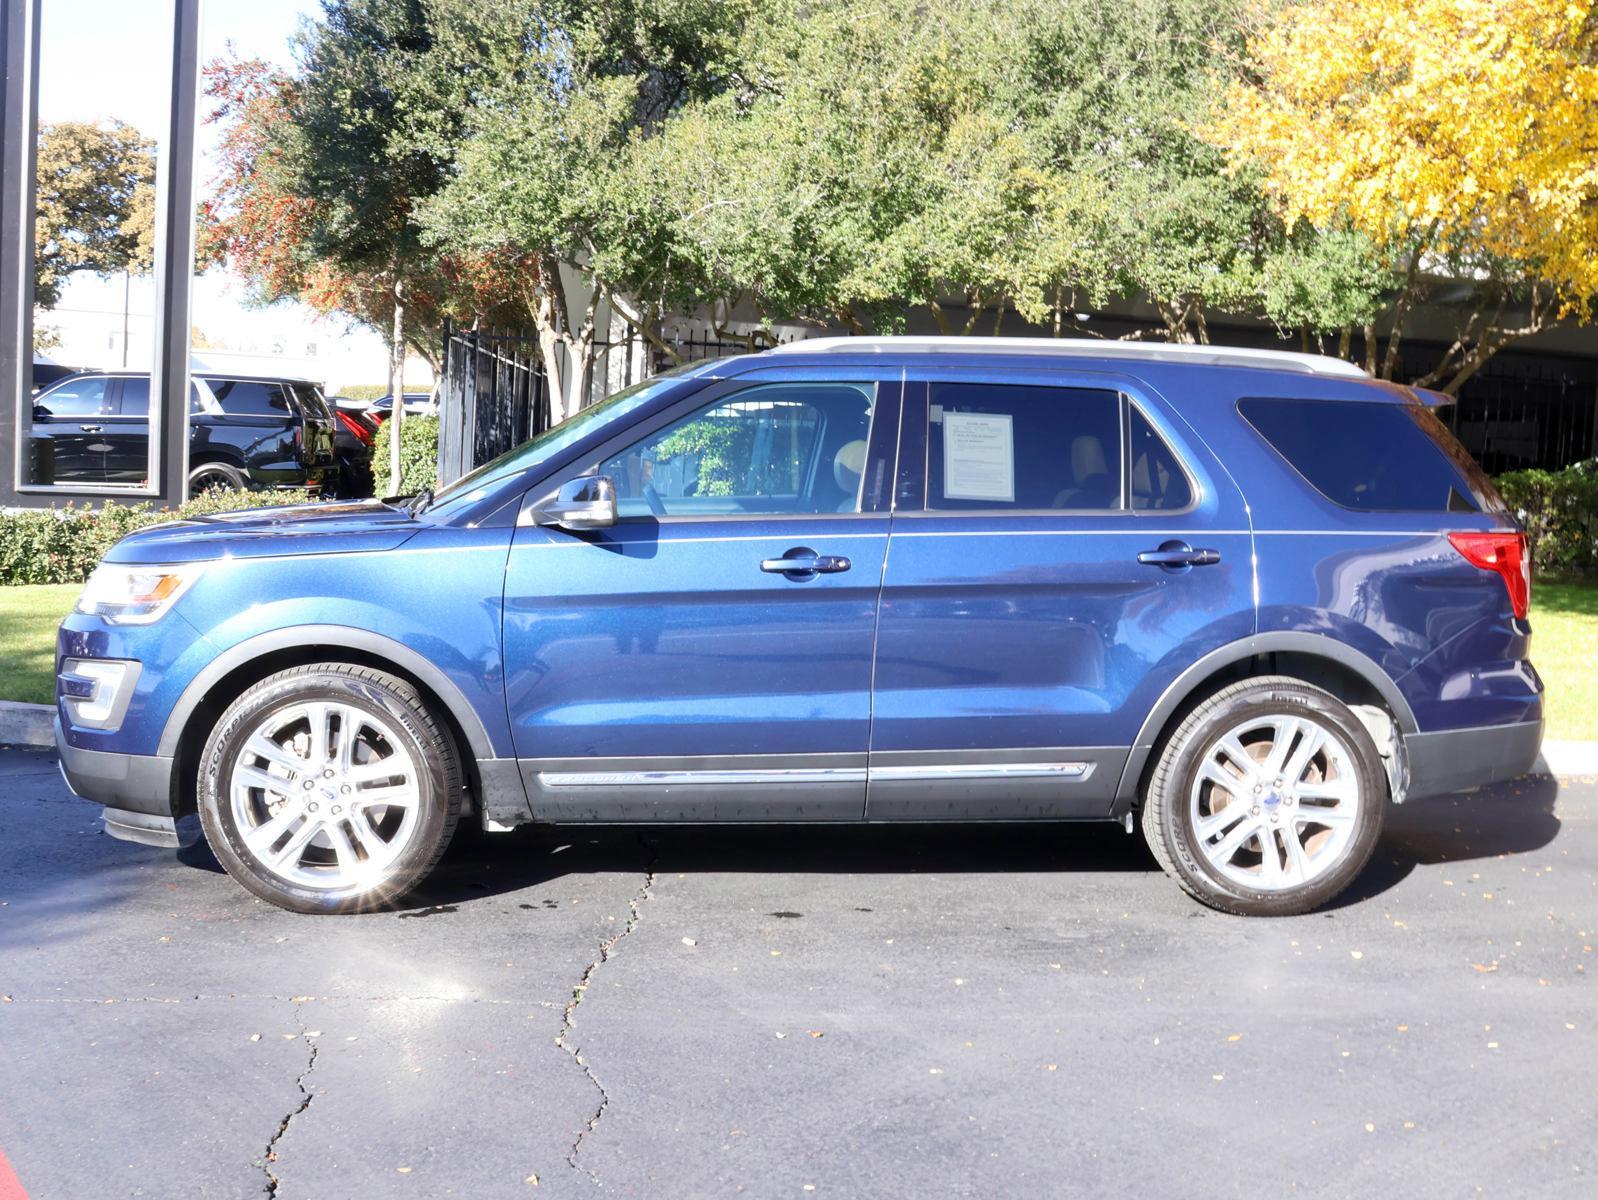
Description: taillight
xmin=1448 ymin=531 xmax=1530 ymax=619
xmin=336 ymin=410 xmax=374 ymax=445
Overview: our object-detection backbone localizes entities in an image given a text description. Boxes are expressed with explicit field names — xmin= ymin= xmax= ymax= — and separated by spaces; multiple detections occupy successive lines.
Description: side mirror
xmin=530 ymin=474 xmax=618 ymax=531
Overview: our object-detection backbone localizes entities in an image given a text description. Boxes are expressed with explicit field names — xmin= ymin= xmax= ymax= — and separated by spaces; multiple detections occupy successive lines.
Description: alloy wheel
xmin=1187 ymin=713 xmax=1362 ymax=892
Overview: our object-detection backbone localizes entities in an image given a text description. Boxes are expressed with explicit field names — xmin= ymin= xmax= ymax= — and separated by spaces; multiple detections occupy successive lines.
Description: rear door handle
xmin=761 ymin=547 xmax=852 ymax=578
xmin=1138 ymin=541 xmax=1221 ymax=569
xmin=78 ymin=424 xmax=103 ymax=433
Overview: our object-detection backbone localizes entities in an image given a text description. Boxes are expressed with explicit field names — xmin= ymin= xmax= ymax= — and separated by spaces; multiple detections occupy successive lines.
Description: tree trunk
xmin=389 ymin=275 xmax=406 ymax=493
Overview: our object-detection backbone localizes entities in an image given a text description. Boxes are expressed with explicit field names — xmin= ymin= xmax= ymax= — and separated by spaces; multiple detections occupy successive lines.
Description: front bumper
xmin=55 ymin=717 xmax=186 ymax=846
xmin=1404 ymin=718 xmax=1545 ymax=800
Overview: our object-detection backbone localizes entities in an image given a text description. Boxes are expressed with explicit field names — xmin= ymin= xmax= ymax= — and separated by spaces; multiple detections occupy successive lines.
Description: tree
xmin=202 ymin=16 xmax=525 ymax=486
xmin=622 ymin=0 xmax=1280 ymax=344
xmin=419 ymin=0 xmax=772 ymax=417
xmin=1205 ymin=0 xmax=1598 ymax=391
xmin=34 ymin=121 xmax=155 ymax=309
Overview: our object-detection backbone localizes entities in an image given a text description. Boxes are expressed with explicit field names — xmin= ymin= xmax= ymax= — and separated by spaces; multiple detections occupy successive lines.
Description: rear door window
xmin=926 ymin=383 xmax=1122 ymax=511
xmin=1240 ymin=398 xmax=1503 ymax=512
xmin=118 ymin=377 xmax=209 ymax=416
xmin=208 ymin=379 xmax=290 ymax=417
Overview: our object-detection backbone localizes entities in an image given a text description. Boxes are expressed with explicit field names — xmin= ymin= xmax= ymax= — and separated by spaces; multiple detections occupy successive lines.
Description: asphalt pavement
xmin=0 ymin=746 xmax=1594 ymax=1199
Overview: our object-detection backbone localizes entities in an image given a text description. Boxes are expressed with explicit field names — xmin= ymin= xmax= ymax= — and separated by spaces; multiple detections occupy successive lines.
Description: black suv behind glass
xmin=28 ymin=371 xmax=337 ymax=497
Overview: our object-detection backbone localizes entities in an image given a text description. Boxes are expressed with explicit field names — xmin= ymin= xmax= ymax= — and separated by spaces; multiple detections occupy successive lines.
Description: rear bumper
xmin=1404 ymin=718 xmax=1544 ymax=800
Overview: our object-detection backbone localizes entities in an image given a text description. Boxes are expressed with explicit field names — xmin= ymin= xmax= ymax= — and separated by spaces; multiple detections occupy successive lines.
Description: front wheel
xmin=197 ymin=664 xmax=462 ymax=914
xmin=1141 ymin=677 xmax=1386 ymax=916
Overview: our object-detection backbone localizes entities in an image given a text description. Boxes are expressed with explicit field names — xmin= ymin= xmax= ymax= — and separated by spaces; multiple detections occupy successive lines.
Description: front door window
xmin=599 ymin=383 xmax=875 ymax=518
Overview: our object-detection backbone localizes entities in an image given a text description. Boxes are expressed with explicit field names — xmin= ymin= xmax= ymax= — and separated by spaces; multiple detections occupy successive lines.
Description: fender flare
xmin=1111 ymin=631 xmax=1416 ymax=809
xmin=156 ymin=624 xmax=496 ymax=761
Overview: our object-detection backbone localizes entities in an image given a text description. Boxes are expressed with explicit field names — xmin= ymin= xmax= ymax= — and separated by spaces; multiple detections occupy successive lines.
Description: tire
xmin=188 ymin=461 xmax=245 ymax=498
xmin=1141 ymin=676 xmax=1386 ymax=916
xmin=197 ymin=664 xmax=462 ymax=914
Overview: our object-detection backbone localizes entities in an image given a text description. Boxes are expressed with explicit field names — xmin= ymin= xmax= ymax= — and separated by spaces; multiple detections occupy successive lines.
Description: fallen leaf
xmin=1226 ymin=1034 xmax=1242 ymax=1042
xmin=397 ymin=1167 xmax=412 ymax=1174
xmin=525 ymin=1173 xmax=539 ymax=1186
xmin=1350 ymin=950 xmax=1364 ymax=960
xmin=806 ymin=1030 xmax=824 ymax=1038
xmin=1365 ymin=1123 xmax=1376 ymax=1133
xmin=1470 ymin=961 xmax=1499 ymax=973
xmin=249 ymin=1034 xmax=261 ymax=1043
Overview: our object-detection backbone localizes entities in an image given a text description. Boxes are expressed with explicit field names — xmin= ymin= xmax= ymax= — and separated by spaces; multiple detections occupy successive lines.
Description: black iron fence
xmin=1440 ymin=354 xmax=1598 ymax=475
xmin=436 ymin=321 xmax=765 ymax=483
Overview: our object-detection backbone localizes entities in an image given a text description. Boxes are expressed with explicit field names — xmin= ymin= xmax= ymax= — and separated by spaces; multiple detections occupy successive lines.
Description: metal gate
xmin=436 ymin=323 xmax=547 ymax=487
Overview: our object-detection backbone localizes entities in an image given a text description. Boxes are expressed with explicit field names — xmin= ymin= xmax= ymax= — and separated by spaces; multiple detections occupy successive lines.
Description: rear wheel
xmin=197 ymin=664 xmax=461 ymax=914
xmin=188 ymin=461 xmax=245 ymax=498
xmin=1141 ymin=677 xmax=1385 ymax=916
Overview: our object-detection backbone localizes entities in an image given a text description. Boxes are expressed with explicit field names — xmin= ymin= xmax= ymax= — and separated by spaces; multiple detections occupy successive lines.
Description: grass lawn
xmin=0 ymin=584 xmax=79 ymax=705
xmin=1531 ymin=578 xmax=1598 ymax=742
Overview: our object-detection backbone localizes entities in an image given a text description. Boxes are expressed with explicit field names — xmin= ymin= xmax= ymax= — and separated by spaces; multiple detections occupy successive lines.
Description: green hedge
xmin=333 ymin=384 xmax=390 ymax=403
xmin=1496 ymin=460 xmax=1598 ymax=576
xmin=0 ymin=488 xmax=312 ymax=586
xmin=373 ymin=414 xmax=439 ymax=496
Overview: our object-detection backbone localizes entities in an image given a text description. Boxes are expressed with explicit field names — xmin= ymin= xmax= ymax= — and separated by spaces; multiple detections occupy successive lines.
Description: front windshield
xmin=427 ymin=370 xmax=696 ymax=515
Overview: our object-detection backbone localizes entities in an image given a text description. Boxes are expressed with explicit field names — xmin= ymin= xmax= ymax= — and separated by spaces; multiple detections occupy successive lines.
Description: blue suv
xmin=55 ymin=338 xmax=1543 ymax=915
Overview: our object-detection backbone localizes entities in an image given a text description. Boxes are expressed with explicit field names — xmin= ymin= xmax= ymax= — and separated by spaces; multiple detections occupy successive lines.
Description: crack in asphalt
xmin=261 ymin=1004 xmax=319 ymax=1198
xmin=555 ymin=833 xmax=659 ymax=1182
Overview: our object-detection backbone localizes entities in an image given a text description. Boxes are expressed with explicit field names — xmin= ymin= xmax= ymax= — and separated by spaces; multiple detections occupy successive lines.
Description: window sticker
xmin=943 ymin=410 xmax=1015 ymax=502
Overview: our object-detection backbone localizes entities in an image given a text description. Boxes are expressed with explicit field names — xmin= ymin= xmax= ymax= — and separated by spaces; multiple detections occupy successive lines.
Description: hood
xmin=104 ymin=500 xmax=424 ymax=565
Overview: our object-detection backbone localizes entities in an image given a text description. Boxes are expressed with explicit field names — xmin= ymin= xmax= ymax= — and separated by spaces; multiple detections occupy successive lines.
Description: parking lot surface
xmin=1 ymin=746 xmax=1594 ymax=1198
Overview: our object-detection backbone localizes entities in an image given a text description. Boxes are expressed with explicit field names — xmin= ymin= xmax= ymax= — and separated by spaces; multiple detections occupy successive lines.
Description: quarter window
xmin=1129 ymin=406 xmax=1192 ymax=511
xmin=1240 ymin=398 xmax=1498 ymax=512
xmin=600 ymin=383 xmax=875 ymax=518
xmin=927 ymin=383 xmax=1122 ymax=510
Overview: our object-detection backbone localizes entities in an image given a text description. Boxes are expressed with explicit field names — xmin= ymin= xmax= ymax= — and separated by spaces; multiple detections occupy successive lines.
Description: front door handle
xmin=761 ymin=547 xmax=852 ymax=578
xmin=1138 ymin=540 xmax=1221 ymax=569
xmin=78 ymin=424 xmax=103 ymax=433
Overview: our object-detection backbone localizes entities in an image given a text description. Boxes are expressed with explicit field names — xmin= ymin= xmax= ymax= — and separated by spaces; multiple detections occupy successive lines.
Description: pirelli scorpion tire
xmin=1141 ymin=676 xmax=1386 ymax=917
xmin=198 ymin=663 xmax=462 ymax=914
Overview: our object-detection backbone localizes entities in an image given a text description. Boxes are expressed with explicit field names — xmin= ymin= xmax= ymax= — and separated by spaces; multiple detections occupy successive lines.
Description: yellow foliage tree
xmin=1206 ymin=0 xmax=1598 ymax=392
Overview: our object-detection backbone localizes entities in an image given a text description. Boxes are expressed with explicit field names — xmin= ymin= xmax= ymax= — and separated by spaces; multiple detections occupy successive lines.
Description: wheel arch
xmin=1111 ymin=632 xmax=1416 ymax=814
xmin=160 ymin=626 xmax=499 ymax=819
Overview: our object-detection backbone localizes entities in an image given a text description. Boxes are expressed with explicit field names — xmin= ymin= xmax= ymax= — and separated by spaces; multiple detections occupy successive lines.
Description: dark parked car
xmin=28 ymin=370 xmax=337 ymax=497
xmin=56 ymin=338 xmax=1542 ymax=916
xmin=329 ymin=404 xmax=378 ymax=499
xmin=365 ymin=392 xmax=436 ymax=421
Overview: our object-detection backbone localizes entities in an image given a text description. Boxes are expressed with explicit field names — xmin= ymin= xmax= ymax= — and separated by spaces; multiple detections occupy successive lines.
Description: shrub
xmin=372 ymin=414 xmax=439 ymax=496
xmin=1496 ymin=460 xmax=1598 ymax=576
xmin=331 ymin=383 xmax=390 ymax=403
xmin=0 ymin=488 xmax=312 ymax=586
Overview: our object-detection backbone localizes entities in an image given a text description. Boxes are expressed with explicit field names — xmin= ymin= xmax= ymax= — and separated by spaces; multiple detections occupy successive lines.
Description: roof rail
xmin=764 ymin=335 xmax=1369 ymax=379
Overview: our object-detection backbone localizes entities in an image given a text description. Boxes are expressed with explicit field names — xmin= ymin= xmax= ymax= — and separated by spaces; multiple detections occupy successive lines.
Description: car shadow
xmin=395 ymin=770 xmax=1565 ymax=912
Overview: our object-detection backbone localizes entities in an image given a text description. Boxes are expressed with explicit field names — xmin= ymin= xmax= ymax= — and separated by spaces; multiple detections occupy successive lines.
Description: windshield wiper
xmin=404 ymin=487 xmax=434 ymax=518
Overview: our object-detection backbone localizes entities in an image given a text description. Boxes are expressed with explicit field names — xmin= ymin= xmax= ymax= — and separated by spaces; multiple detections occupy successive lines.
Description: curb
xmin=1536 ymin=740 xmax=1598 ymax=778
xmin=0 ymin=701 xmax=52 ymax=749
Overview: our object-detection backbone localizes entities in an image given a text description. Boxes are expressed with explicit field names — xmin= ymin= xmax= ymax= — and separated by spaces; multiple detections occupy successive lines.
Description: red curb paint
xmin=0 ymin=1147 xmax=29 ymax=1200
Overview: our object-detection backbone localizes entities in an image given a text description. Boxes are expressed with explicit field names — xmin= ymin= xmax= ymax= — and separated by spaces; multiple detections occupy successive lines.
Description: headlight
xmin=75 ymin=564 xmax=205 ymax=624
